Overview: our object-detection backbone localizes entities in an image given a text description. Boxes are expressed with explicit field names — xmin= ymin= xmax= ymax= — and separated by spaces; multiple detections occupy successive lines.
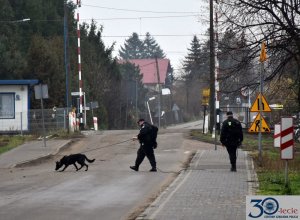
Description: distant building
xmin=0 ymin=80 xmax=39 ymax=133
xmin=119 ymin=58 xmax=173 ymax=90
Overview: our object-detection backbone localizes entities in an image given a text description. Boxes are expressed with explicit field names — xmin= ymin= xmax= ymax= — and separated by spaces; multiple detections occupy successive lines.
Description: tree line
xmin=2 ymin=0 xmax=298 ymax=130
xmin=0 ymin=0 xmax=171 ymax=129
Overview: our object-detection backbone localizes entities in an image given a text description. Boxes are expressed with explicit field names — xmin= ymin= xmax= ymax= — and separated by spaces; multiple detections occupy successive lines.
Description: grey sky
xmin=76 ymin=0 xmax=209 ymax=72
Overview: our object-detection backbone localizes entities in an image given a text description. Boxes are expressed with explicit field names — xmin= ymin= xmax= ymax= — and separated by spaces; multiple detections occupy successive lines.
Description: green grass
xmin=0 ymin=135 xmax=35 ymax=155
xmin=0 ymin=130 xmax=83 ymax=155
xmin=189 ymin=129 xmax=300 ymax=195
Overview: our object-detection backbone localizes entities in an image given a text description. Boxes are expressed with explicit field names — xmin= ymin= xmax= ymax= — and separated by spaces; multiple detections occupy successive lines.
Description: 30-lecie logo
xmin=246 ymin=196 xmax=300 ymax=219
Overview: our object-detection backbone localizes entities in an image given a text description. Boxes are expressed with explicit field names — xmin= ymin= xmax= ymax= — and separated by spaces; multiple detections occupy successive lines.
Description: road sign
xmin=269 ymin=104 xmax=283 ymax=109
xmin=281 ymin=117 xmax=294 ymax=160
xmin=250 ymin=93 xmax=271 ymax=112
xmin=248 ymin=113 xmax=271 ymax=133
xmin=259 ymin=41 xmax=267 ymax=62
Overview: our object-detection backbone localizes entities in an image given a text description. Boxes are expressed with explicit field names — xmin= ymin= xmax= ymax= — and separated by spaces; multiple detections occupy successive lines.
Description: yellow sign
xmin=259 ymin=41 xmax=267 ymax=62
xmin=202 ymin=88 xmax=210 ymax=97
xmin=202 ymin=89 xmax=210 ymax=106
xmin=248 ymin=113 xmax=271 ymax=133
xmin=250 ymin=93 xmax=271 ymax=112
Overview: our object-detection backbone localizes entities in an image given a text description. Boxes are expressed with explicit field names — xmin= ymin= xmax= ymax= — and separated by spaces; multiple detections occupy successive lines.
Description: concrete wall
xmin=0 ymin=85 xmax=29 ymax=132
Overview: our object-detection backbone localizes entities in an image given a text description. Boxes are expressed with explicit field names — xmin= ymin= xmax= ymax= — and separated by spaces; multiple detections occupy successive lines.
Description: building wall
xmin=0 ymin=85 xmax=29 ymax=132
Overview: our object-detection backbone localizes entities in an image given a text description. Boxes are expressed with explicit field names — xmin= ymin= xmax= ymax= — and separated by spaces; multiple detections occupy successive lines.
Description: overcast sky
xmin=75 ymin=0 xmax=209 ymax=73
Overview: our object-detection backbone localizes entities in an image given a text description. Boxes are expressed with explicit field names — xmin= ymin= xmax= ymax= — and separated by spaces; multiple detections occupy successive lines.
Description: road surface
xmin=0 ymin=123 xmax=203 ymax=220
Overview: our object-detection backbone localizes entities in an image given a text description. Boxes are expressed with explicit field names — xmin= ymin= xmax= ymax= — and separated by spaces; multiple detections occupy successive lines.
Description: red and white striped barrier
xmin=69 ymin=112 xmax=77 ymax=132
xmin=274 ymin=124 xmax=280 ymax=148
xmin=76 ymin=0 xmax=83 ymax=126
xmin=93 ymin=117 xmax=98 ymax=131
xmin=280 ymin=117 xmax=294 ymax=160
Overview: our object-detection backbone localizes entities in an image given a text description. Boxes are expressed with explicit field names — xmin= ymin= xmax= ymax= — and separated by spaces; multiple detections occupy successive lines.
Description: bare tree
xmin=218 ymin=0 xmax=300 ymax=108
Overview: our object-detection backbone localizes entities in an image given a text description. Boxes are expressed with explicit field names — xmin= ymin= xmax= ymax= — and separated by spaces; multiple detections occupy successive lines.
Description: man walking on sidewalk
xmin=220 ymin=111 xmax=243 ymax=172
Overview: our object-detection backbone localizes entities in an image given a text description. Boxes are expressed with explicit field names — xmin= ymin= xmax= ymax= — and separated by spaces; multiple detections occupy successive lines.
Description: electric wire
xmin=81 ymin=4 xmax=199 ymax=14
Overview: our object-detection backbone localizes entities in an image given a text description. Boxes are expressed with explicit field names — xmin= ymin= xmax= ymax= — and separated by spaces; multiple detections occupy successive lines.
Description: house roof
xmin=0 ymin=80 xmax=39 ymax=85
xmin=122 ymin=59 xmax=170 ymax=84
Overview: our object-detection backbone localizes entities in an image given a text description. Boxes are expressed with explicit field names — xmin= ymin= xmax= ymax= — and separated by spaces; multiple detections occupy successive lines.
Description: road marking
xmin=148 ymin=150 xmax=205 ymax=219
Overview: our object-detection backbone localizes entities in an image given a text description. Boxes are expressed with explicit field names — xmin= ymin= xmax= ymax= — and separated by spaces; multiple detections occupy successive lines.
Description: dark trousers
xmin=135 ymin=145 xmax=156 ymax=169
xmin=226 ymin=145 xmax=238 ymax=168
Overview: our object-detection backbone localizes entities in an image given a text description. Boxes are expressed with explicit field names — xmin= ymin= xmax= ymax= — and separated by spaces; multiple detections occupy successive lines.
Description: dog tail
xmin=85 ymin=156 xmax=95 ymax=163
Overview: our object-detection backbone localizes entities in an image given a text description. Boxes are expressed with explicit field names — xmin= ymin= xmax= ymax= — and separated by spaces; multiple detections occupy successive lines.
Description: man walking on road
xmin=220 ymin=111 xmax=243 ymax=172
xmin=130 ymin=119 xmax=157 ymax=172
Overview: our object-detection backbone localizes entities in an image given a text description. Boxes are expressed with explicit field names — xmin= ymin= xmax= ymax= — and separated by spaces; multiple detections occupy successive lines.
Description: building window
xmin=0 ymin=93 xmax=15 ymax=119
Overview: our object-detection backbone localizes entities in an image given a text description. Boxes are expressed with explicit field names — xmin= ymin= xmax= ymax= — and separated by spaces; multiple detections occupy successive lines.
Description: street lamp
xmin=147 ymin=97 xmax=155 ymax=124
xmin=5 ymin=18 xmax=31 ymax=23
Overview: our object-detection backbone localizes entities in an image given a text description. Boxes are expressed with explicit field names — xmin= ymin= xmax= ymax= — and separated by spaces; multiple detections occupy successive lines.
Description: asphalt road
xmin=0 ymin=123 xmax=202 ymax=220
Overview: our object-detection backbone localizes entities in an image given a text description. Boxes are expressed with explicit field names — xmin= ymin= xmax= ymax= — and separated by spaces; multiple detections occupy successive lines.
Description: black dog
xmin=55 ymin=154 xmax=95 ymax=172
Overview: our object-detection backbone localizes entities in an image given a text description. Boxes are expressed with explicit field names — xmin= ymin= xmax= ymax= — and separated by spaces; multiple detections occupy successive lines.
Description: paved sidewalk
xmin=0 ymin=139 xmax=73 ymax=168
xmin=137 ymin=147 xmax=257 ymax=220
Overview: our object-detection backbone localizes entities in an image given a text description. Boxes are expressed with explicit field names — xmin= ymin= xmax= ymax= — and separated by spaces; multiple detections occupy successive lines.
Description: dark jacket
xmin=220 ymin=116 xmax=243 ymax=147
xmin=137 ymin=122 xmax=154 ymax=147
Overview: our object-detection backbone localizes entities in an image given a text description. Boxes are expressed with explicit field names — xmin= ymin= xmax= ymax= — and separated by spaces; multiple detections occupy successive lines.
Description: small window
xmin=0 ymin=93 xmax=15 ymax=119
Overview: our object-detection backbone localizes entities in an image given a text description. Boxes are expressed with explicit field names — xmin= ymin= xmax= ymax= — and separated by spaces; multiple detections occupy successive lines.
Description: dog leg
xmin=73 ymin=163 xmax=79 ymax=171
xmin=61 ymin=165 xmax=68 ymax=172
xmin=85 ymin=164 xmax=88 ymax=171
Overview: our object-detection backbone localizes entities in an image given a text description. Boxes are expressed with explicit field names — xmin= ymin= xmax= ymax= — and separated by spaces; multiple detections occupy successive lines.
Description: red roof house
xmin=120 ymin=59 xmax=172 ymax=86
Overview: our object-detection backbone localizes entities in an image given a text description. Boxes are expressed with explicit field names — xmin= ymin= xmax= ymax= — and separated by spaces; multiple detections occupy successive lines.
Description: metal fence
xmin=29 ymin=108 xmax=67 ymax=135
xmin=0 ymin=108 xmax=68 ymax=135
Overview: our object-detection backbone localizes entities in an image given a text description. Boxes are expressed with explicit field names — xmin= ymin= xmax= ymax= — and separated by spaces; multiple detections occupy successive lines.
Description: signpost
xmin=249 ymin=42 xmax=269 ymax=166
xmin=34 ymin=84 xmax=48 ymax=148
xmin=202 ymin=89 xmax=210 ymax=134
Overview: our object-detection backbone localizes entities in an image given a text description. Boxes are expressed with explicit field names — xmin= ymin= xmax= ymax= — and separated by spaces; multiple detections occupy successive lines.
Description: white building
xmin=0 ymin=80 xmax=39 ymax=133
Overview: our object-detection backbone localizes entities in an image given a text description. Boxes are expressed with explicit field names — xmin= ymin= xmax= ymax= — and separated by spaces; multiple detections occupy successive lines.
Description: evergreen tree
xmin=143 ymin=32 xmax=165 ymax=58
xmin=119 ymin=32 xmax=166 ymax=59
xmin=119 ymin=32 xmax=144 ymax=59
xmin=119 ymin=62 xmax=147 ymax=128
xmin=183 ymin=35 xmax=203 ymax=80
xmin=0 ymin=0 xmax=26 ymax=79
xmin=180 ymin=35 xmax=209 ymax=117
xmin=80 ymin=20 xmax=122 ymax=129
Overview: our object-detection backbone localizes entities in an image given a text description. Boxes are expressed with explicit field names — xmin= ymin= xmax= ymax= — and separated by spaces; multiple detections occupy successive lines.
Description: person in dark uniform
xmin=130 ymin=119 xmax=157 ymax=172
xmin=220 ymin=111 xmax=243 ymax=172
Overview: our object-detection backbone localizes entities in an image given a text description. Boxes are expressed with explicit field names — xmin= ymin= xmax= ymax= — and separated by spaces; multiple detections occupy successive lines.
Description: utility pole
xmin=209 ymin=0 xmax=216 ymax=133
xmin=155 ymin=56 xmax=161 ymax=128
xmin=64 ymin=0 xmax=70 ymax=133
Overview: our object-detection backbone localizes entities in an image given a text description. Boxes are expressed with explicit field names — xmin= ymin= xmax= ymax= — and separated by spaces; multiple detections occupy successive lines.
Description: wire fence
xmin=0 ymin=108 xmax=68 ymax=135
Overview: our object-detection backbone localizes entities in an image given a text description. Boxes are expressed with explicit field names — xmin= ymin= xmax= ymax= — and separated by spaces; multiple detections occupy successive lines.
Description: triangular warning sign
xmin=250 ymin=93 xmax=271 ymax=112
xmin=248 ymin=113 xmax=271 ymax=133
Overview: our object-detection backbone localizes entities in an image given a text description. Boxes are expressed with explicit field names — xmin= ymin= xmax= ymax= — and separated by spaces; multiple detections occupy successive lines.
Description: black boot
xmin=130 ymin=166 xmax=139 ymax=171
xmin=231 ymin=164 xmax=237 ymax=172
xmin=149 ymin=167 xmax=157 ymax=172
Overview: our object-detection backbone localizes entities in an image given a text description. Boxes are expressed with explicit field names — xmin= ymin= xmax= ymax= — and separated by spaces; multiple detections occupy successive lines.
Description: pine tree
xmin=183 ymin=35 xmax=203 ymax=80
xmin=143 ymin=32 xmax=165 ymax=58
xmin=119 ymin=33 xmax=144 ymax=59
xmin=119 ymin=32 xmax=166 ymax=59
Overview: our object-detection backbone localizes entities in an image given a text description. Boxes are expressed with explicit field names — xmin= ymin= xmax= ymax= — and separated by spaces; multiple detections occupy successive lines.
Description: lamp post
xmin=1 ymin=18 xmax=31 ymax=23
xmin=147 ymin=97 xmax=156 ymax=124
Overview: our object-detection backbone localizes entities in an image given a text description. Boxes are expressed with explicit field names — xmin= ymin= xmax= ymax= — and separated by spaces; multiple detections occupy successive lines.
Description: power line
xmin=81 ymin=14 xmax=202 ymax=21
xmin=82 ymin=4 xmax=199 ymax=14
xmin=100 ymin=34 xmax=208 ymax=38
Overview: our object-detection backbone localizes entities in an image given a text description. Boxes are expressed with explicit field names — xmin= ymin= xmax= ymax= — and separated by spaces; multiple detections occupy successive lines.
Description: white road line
xmin=148 ymin=150 xmax=205 ymax=219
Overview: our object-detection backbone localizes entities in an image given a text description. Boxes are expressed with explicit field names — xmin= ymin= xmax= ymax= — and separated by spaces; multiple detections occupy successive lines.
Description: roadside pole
xmin=258 ymin=41 xmax=267 ymax=166
xmin=34 ymin=84 xmax=49 ymax=148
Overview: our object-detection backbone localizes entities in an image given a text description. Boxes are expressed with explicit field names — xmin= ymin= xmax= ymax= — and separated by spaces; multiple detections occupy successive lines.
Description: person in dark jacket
xmin=130 ymin=119 xmax=157 ymax=172
xmin=220 ymin=111 xmax=243 ymax=172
